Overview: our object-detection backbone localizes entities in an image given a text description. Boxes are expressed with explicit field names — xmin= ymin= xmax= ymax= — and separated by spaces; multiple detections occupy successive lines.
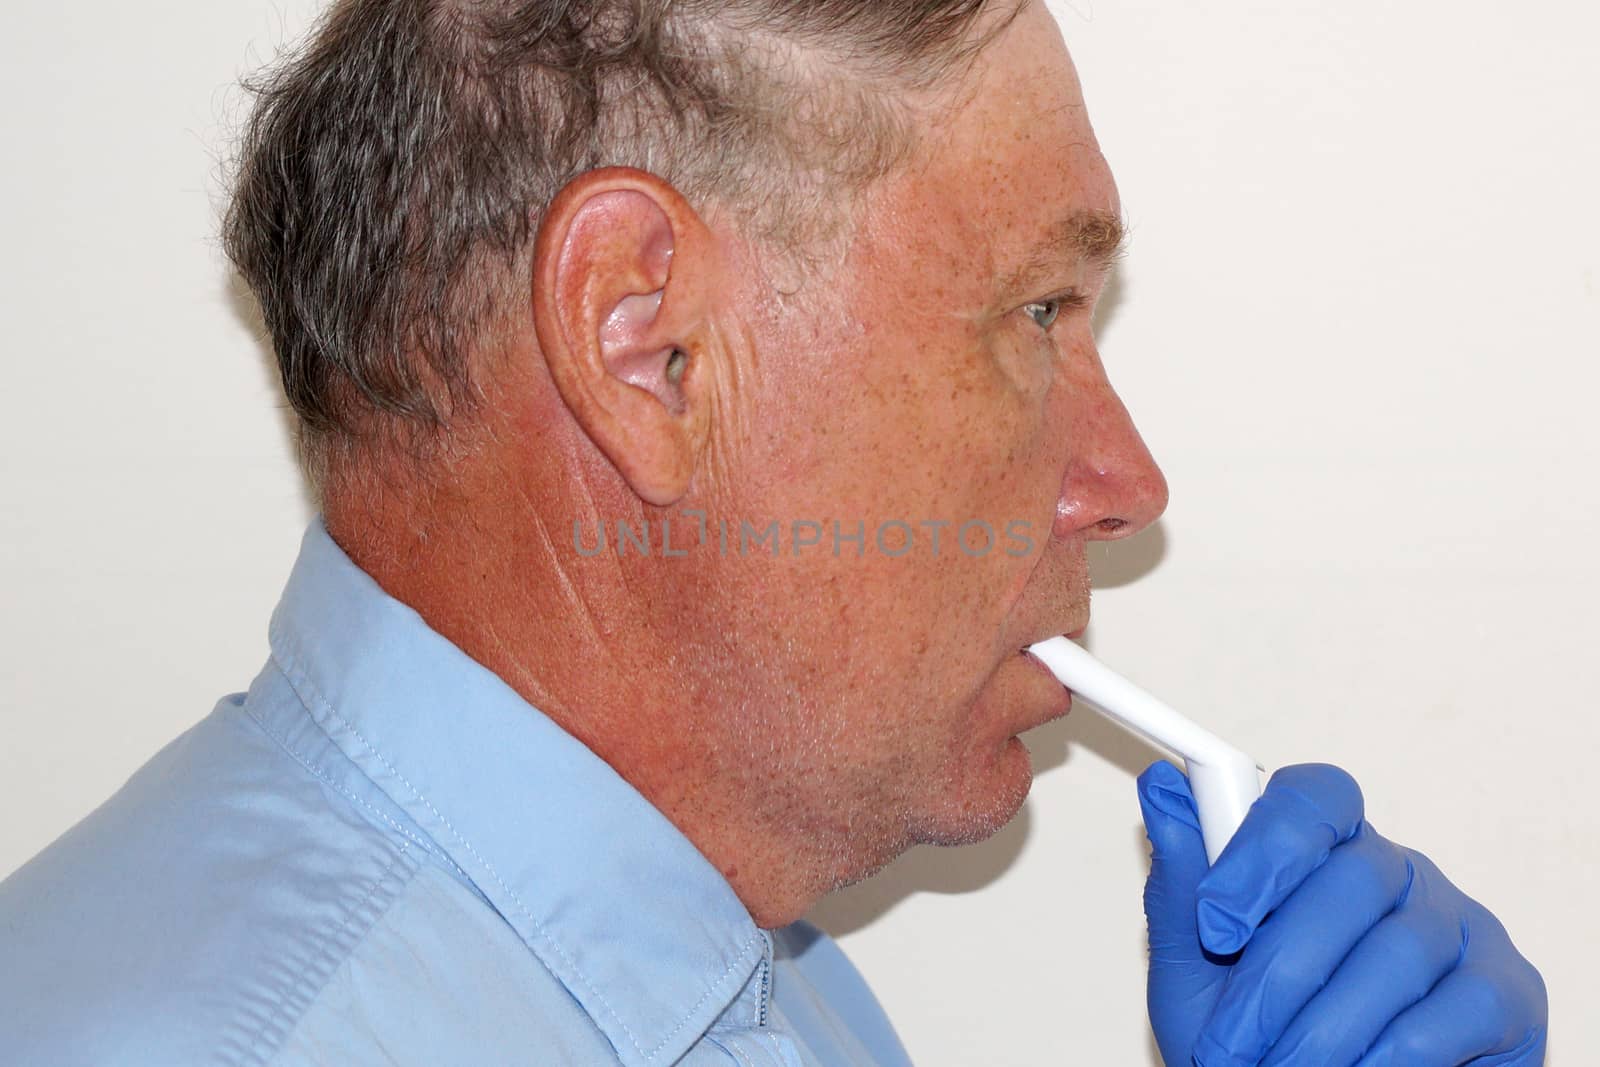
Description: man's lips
xmin=1019 ymin=646 xmax=1067 ymax=687
xmin=1016 ymin=636 xmax=1081 ymax=725
xmin=1021 ymin=619 xmax=1084 ymax=674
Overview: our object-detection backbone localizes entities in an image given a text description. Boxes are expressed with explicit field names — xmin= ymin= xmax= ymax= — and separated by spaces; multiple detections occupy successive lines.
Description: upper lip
xmin=1020 ymin=624 xmax=1087 ymax=650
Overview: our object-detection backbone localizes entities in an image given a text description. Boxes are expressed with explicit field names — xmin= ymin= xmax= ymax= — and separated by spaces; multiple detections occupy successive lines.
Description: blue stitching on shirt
xmin=706 ymin=1034 xmax=759 ymax=1067
xmin=240 ymin=841 xmax=413 ymax=1065
xmin=241 ymin=696 xmax=461 ymax=880
xmin=268 ymin=633 xmax=764 ymax=1064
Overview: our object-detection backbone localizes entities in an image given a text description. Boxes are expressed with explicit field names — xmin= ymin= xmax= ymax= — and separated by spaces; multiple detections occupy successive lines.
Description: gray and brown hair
xmin=222 ymin=0 xmax=1019 ymax=499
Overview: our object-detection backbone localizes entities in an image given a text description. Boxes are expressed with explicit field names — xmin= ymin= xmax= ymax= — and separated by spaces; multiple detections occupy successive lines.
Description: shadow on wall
xmin=807 ymin=521 xmax=1172 ymax=939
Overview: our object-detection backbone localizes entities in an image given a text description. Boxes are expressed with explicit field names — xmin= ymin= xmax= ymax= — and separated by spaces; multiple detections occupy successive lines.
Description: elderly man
xmin=0 ymin=0 xmax=1546 ymax=1064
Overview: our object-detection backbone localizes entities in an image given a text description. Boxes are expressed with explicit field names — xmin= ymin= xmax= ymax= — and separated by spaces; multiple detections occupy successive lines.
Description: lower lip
xmin=1019 ymin=649 xmax=1073 ymax=719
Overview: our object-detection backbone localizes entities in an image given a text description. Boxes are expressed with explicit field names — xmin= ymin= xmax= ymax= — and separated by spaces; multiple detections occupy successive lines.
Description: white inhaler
xmin=1027 ymin=636 xmax=1264 ymax=864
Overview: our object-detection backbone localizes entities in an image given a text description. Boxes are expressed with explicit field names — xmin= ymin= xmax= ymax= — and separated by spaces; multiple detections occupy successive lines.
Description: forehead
xmin=865 ymin=3 xmax=1120 ymax=297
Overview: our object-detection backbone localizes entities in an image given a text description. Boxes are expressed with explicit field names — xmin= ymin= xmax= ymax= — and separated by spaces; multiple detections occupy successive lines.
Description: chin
xmin=913 ymin=737 xmax=1035 ymax=847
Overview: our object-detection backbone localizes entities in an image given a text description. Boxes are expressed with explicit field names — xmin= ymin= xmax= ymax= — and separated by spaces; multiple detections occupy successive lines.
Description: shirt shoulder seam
xmin=224 ymin=840 xmax=421 ymax=1067
xmin=240 ymin=679 xmax=450 ymax=866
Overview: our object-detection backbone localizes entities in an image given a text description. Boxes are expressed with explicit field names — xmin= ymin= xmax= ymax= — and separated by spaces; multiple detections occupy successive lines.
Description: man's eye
xmin=1024 ymin=298 xmax=1063 ymax=331
xmin=1017 ymin=289 xmax=1081 ymax=331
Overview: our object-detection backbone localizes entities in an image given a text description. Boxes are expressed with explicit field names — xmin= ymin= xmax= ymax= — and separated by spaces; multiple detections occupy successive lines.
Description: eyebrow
xmin=1000 ymin=210 xmax=1129 ymax=295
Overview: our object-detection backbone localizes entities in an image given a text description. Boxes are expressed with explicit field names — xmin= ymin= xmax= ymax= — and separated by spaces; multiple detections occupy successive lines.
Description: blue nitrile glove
xmin=1137 ymin=760 xmax=1547 ymax=1066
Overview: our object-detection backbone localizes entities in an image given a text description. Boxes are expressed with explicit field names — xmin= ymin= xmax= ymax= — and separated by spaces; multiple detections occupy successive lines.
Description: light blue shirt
xmin=0 ymin=518 xmax=915 ymax=1066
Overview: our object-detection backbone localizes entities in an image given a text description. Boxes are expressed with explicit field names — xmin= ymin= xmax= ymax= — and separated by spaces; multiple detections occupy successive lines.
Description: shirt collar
xmin=266 ymin=516 xmax=767 ymax=1067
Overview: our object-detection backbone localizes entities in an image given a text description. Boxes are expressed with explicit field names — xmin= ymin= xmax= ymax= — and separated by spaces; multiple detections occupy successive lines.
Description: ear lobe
xmin=533 ymin=172 xmax=714 ymax=507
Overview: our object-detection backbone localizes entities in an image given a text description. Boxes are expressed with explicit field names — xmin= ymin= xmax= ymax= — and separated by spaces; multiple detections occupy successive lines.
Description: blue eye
xmin=1025 ymin=298 xmax=1062 ymax=330
xmin=1024 ymin=290 xmax=1091 ymax=332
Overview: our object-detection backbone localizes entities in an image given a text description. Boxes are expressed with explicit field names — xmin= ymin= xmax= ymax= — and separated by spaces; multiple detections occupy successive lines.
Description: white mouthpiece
xmin=1027 ymin=636 xmax=1263 ymax=864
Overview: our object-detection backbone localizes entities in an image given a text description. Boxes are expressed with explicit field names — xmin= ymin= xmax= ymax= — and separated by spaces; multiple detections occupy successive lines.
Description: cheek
xmin=991 ymin=325 xmax=1058 ymax=405
xmin=917 ymin=335 xmax=1060 ymax=554
xmin=842 ymin=332 xmax=1052 ymax=511
xmin=720 ymin=313 xmax=1061 ymax=698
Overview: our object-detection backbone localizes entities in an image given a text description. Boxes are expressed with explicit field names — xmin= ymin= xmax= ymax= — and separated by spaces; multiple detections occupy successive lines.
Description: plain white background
xmin=2 ymin=1 xmax=1595 ymax=1063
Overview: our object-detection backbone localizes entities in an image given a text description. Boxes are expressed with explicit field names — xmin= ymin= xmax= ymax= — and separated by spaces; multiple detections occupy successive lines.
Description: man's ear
xmin=532 ymin=167 xmax=717 ymax=507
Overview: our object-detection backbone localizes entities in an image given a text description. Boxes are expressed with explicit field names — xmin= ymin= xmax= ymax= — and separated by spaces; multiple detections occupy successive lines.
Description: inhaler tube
xmin=1026 ymin=636 xmax=1264 ymax=864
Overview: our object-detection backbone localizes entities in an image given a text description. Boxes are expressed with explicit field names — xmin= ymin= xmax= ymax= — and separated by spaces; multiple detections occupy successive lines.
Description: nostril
xmin=1096 ymin=518 xmax=1128 ymax=534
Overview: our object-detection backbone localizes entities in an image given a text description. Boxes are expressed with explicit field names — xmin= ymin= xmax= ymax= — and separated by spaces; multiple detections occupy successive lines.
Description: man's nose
xmin=1051 ymin=354 xmax=1169 ymax=542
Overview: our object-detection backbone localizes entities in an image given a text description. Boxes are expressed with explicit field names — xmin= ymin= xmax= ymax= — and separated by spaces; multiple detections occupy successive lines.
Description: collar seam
xmin=241 ymin=678 xmax=453 ymax=871
xmin=639 ymin=929 xmax=767 ymax=1061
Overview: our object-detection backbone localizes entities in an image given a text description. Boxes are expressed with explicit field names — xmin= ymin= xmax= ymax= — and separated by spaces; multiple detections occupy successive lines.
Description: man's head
xmin=224 ymin=0 xmax=1018 ymax=492
xmin=226 ymin=0 xmax=1167 ymax=927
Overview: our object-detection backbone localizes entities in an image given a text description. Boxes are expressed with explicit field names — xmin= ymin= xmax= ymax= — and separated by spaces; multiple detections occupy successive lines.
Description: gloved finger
xmin=1195 ymin=763 xmax=1365 ymax=955
xmin=1258 ymin=852 xmax=1464 ymax=1067
xmin=1191 ymin=822 xmax=1412 ymax=1067
xmin=1138 ymin=760 xmax=1230 ymax=1067
xmin=1139 ymin=759 xmax=1212 ymax=963
xmin=1353 ymin=955 xmax=1549 ymax=1067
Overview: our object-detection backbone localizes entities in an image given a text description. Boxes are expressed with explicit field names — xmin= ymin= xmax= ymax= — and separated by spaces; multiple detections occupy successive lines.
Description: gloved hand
xmin=1137 ymin=760 xmax=1547 ymax=1066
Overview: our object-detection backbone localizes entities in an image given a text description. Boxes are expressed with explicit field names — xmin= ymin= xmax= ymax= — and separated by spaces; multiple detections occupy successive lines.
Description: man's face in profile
xmin=685 ymin=0 xmax=1168 ymax=884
